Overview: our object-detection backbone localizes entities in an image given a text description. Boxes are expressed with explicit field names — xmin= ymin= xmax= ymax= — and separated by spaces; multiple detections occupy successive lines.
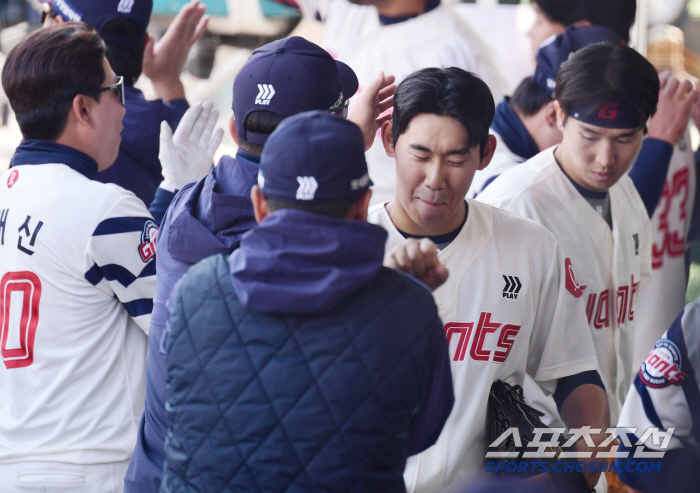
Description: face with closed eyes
xmin=382 ymin=113 xmax=496 ymax=236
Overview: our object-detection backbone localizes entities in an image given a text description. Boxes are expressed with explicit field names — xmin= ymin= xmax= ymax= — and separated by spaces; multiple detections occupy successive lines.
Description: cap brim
xmin=335 ymin=60 xmax=359 ymax=99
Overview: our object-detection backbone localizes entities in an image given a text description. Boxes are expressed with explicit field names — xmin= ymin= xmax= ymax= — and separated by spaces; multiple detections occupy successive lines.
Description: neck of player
xmin=372 ymin=0 xmax=430 ymax=17
xmin=387 ymin=199 xmax=466 ymax=238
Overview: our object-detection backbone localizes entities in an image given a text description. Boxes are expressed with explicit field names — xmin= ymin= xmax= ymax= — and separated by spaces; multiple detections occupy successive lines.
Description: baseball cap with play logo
xmin=257 ymin=111 xmax=372 ymax=204
xmin=233 ymin=36 xmax=359 ymax=146
xmin=41 ymin=0 xmax=152 ymax=47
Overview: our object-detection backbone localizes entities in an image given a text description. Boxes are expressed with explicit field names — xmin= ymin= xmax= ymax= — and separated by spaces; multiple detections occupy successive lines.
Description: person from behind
xmin=0 ymin=22 xmax=158 ymax=492
xmin=125 ymin=35 xmax=395 ymax=492
xmin=160 ymin=110 xmax=454 ymax=492
xmin=41 ymin=0 xmax=209 ymax=207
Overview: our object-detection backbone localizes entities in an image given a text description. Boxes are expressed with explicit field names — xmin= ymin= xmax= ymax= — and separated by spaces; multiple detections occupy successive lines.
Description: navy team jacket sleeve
xmin=628 ymin=138 xmax=674 ymax=217
xmin=407 ymin=315 xmax=454 ymax=455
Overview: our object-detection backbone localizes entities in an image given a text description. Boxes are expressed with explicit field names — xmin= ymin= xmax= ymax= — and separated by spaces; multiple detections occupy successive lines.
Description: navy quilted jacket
xmin=161 ymin=210 xmax=454 ymax=493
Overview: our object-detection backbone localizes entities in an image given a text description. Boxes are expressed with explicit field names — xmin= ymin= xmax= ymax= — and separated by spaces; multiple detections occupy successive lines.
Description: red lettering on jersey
xmin=1 ymin=271 xmax=42 ymax=369
xmin=565 ymin=258 xmax=585 ymax=298
xmin=7 ymin=170 xmax=18 ymax=188
xmin=616 ymin=285 xmax=629 ymax=326
xmin=493 ymin=324 xmax=522 ymax=363
xmin=586 ymin=293 xmax=597 ymax=325
xmin=443 ymin=313 xmax=521 ymax=363
xmin=593 ymin=289 xmax=610 ymax=330
xmin=598 ymin=103 xmax=619 ymax=121
xmin=628 ymin=275 xmax=639 ymax=321
xmin=444 ymin=322 xmax=474 ymax=362
xmin=652 ymin=168 xmax=690 ymax=269
xmin=470 ymin=312 xmax=500 ymax=361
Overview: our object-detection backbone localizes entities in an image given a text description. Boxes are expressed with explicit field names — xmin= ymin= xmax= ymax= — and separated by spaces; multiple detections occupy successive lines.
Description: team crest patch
xmin=639 ymin=339 xmax=688 ymax=388
xmin=138 ymin=220 xmax=158 ymax=262
xmin=7 ymin=170 xmax=18 ymax=188
xmin=565 ymin=258 xmax=585 ymax=298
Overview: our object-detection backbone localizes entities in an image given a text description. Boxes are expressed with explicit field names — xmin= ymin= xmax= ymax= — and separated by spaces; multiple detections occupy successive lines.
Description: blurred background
xmin=2 ymin=0 xmax=700 ymax=300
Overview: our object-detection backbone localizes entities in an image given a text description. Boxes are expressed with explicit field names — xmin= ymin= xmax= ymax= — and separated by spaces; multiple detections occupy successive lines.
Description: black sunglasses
xmin=54 ymin=76 xmax=125 ymax=108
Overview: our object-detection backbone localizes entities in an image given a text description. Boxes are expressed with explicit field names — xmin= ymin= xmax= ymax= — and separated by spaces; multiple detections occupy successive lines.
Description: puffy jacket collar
xmin=11 ymin=139 xmax=98 ymax=180
xmin=167 ymin=152 xmax=260 ymax=264
xmin=230 ymin=209 xmax=387 ymax=314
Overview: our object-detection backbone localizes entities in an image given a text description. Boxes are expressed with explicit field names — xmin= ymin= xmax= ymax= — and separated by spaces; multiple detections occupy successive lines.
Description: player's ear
xmin=544 ymin=101 xmax=558 ymax=128
xmin=477 ymin=134 xmax=497 ymax=171
xmin=554 ymin=100 xmax=566 ymax=132
xmin=229 ymin=115 xmax=239 ymax=145
xmin=381 ymin=120 xmax=395 ymax=158
xmin=71 ymin=94 xmax=95 ymax=129
xmin=250 ymin=185 xmax=269 ymax=223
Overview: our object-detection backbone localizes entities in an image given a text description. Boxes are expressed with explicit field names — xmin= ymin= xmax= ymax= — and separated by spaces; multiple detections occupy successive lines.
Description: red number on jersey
xmin=652 ymin=168 xmax=690 ymax=269
xmin=1 ymin=271 xmax=42 ymax=369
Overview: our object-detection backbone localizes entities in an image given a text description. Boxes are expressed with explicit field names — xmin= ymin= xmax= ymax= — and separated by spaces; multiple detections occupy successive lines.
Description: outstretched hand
xmin=648 ymin=71 xmax=699 ymax=146
xmin=159 ymin=101 xmax=224 ymax=190
xmin=143 ymin=0 xmax=209 ymax=101
xmin=384 ymin=238 xmax=449 ymax=291
xmin=348 ymin=72 xmax=396 ymax=151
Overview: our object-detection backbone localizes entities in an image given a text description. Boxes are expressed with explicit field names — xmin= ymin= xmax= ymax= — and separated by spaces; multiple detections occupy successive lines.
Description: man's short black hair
xmin=556 ymin=43 xmax=659 ymax=127
xmin=2 ymin=22 xmax=106 ymax=141
xmin=534 ymin=0 xmax=635 ymax=43
xmin=264 ymin=197 xmax=355 ymax=219
xmin=392 ymin=67 xmax=495 ymax=158
xmin=510 ymin=77 xmax=552 ymax=117
xmin=238 ymin=111 xmax=284 ymax=155
xmin=101 ymin=17 xmax=145 ymax=87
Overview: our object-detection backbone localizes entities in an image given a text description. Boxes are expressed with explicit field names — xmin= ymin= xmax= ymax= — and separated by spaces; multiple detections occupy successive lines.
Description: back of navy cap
xmin=233 ymin=36 xmax=359 ymax=146
xmin=258 ymin=111 xmax=371 ymax=204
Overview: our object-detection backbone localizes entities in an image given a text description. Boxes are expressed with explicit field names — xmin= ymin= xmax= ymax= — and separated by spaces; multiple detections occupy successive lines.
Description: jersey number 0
xmin=1 ymin=271 xmax=42 ymax=369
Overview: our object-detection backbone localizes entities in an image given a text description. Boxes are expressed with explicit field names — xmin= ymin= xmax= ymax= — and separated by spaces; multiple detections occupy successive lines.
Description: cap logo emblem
xmin=257 ymin=170 xmax=265 ymax=190
xmin=117 ymin=0 xmax=135 ymax=13
xmin=296 ymin=176 xmax=318 ymax=201
xmin=255 ymin=84 xmax=276 ymax=105
xmin=350 ymin=173 xmax=370 ymax=191
xmin=54 ymin=0 xmax=81 ymax=21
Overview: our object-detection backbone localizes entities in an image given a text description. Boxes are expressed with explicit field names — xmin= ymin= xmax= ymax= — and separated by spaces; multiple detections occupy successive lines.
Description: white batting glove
xmin=159 ymin=100 xmax=224 ymax=190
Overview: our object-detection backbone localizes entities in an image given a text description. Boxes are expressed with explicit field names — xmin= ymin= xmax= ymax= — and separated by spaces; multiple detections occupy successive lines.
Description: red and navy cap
xmin=42 ymin=0 xmax=152 ymax=47
xmin=533 ymin=25 xmax=622 ymax=94
xmin=258 ymin=111 xmax=372 ymax=204
xmin=233 ymin=36 xmax=359 ymax=146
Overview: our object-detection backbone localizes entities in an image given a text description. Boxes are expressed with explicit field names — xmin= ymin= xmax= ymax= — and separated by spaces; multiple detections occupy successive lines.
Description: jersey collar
xmin=11 ymin=139 xmax=99 ymax=180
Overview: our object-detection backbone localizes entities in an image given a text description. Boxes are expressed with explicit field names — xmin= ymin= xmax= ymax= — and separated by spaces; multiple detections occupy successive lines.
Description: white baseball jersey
xmin=618 ymin=296 xmax=700 ymax=452
xmin=369 ymin=199 xmax=598 ymax=492
xmin=468 ymin=130 xmax=525 ymax=199
xmin=0 ymin=164 xmax=156 ymax=465
xmin=632 ymin=132 xmax=696 ymax=368
xmin=478 ymin=147 xmax=652 ymax=421
xmin=295 ymin=0 xmax=510 ymax=206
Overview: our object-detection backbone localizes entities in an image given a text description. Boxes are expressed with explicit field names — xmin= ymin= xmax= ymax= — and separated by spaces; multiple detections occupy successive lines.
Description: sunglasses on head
xmin=327 ymin=99 xmax=350 ymax=119
xmin=54 ymin=76 xmax=125 ymax=108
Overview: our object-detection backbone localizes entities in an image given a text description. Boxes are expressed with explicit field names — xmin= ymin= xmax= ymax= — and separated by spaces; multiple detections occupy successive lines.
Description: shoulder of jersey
xmin=470 ymin=198 xmax=559 ymax=248
xmin=477 ymin=148 xmax=557 ymax=205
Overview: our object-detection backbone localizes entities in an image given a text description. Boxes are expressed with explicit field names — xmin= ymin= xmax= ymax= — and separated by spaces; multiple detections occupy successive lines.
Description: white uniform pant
xmin=0 ymin=460 xmax=129 ymax=493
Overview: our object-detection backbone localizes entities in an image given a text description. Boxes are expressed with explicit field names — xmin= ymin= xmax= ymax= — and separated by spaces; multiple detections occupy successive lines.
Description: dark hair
xmin=534 ymin=0 xmax=635 ymax=43
xmin=392 ymin=67 xmax=495 ymax=158
xmin=2 ymin=22 xmax=106 ymax=141
xmin=239 ymin=111 xmax=285 ymax=155
xmin=264 ymin=197 xmax=354 ymax=219
xmin=556 ymin=43 xmax=658 ymax=127
xmin=510 ymin=77 xmax=552 ymax=117
xmin=101 ymin=17 xmax=145 ymax=86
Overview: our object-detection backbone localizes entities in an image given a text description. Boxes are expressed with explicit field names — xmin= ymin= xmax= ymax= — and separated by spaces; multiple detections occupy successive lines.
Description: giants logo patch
xmin=565 ymin=258 xmax=585 ymax=298
xmin=138 ymin=220 xmax=158 ymax=262
xmin=639 ymin=339 xmax=688 ymax=388
xmin=7 ymin=170 xmax=18 ymax=188
xmin=444 ymin=312 xmax=521 ymax=363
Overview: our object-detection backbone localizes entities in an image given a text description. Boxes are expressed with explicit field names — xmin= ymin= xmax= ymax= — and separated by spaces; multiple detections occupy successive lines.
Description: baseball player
xmin=0 ymin=24 xmax=156 ymax=492
xmin=372 ymin=67 xmax=608 ymax=492
xmin=277 ymin=0 xmax=509 ymax=206
xmin=478 ymin=43 xmax=660 ymax=424
xmin=616 ymin=296 xmax=700 ymax=493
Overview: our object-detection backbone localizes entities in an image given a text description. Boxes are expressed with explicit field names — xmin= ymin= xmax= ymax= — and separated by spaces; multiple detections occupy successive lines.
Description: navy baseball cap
xmin=233 ymin=36 xmax=359 ymax=146
xmin=258 ymin=111 xmax=372 ymax=203
xmin=533 ymin=25 xmax=622 ymax=93
xmin=43 ymin=0 xmax=152 ymax=46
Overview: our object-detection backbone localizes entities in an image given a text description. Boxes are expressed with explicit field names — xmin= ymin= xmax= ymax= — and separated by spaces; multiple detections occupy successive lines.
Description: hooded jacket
xmin=160 ymin=209 xmax=454 ymax=492
xmin=124 ymin=150 xmax=260 ymax=493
